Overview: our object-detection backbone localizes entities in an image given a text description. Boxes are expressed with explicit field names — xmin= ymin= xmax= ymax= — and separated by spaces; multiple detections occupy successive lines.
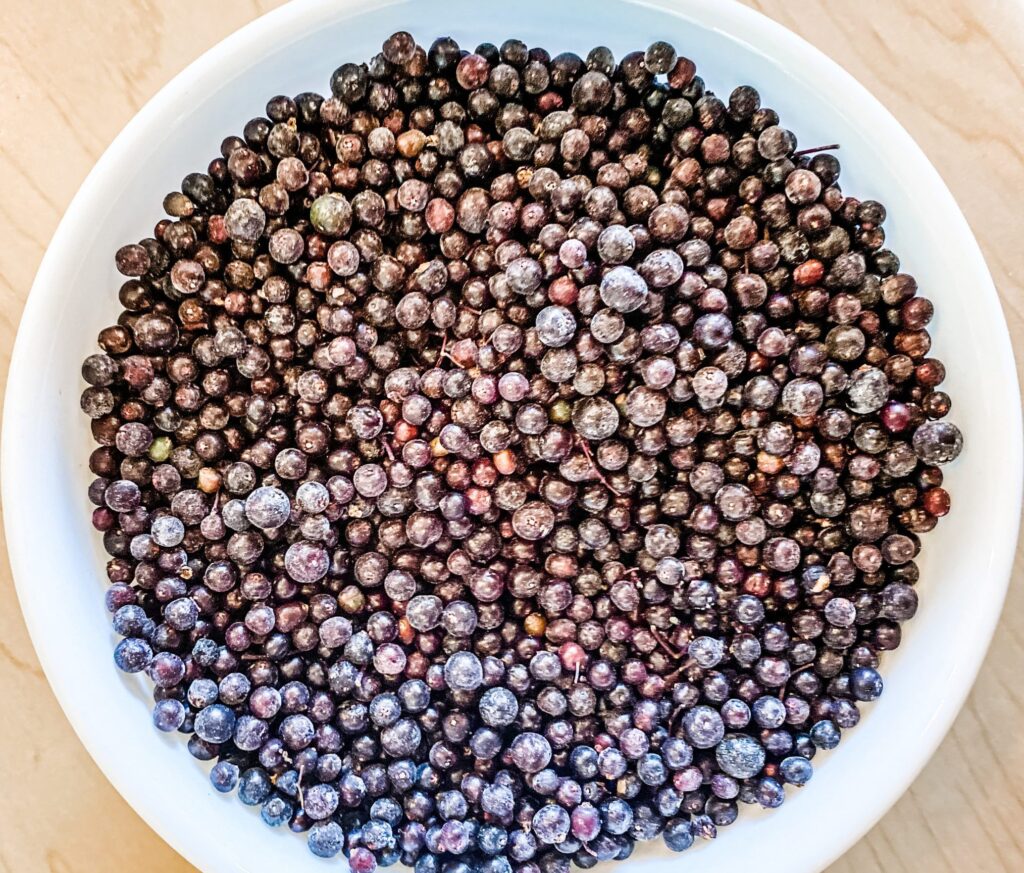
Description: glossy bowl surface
xmin=4 ymin=1 xmax=1020 ymax=871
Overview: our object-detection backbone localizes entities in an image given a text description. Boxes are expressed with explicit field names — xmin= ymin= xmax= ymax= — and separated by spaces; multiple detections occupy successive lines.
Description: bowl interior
xmin=4 ymin=1 xmax=1020 ymax=872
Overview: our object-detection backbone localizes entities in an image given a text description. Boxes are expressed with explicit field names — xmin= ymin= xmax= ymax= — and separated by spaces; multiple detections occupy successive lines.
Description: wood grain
xmin=0 ymin=2 xmax=1021 ymax=871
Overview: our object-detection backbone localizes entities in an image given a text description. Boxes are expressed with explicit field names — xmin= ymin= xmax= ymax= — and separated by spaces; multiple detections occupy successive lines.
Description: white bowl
xmin=4 ymin=1 xmax=1020 ymax=871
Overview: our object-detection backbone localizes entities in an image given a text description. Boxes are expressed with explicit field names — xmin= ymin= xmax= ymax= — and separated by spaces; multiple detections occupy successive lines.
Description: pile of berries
xmin=81 ymin=29 xmax=961 ymax=873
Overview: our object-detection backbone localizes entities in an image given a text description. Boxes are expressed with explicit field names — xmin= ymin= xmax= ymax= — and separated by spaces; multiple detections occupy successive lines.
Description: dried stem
xmin=663 ymin=658 xmax=698 ymax=688
xmin=792 ymin=143 xmax=840 ymax=157
xmin=575 ymin=434 xmax=627 ymax=496
xmin=651 ymin=626 xmax=684 ymax=660
xmin=441 ymin=352 xmax=465 ymax=368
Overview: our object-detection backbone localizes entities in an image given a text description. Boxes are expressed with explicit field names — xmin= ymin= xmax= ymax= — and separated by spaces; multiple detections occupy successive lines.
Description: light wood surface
xmin=1 ymin=1 xmax=1022 ymax=871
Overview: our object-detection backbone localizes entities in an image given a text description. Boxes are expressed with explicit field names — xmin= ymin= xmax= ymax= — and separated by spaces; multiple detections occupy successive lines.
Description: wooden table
xmin=1 ymin=1 xmax=1021 ymax=870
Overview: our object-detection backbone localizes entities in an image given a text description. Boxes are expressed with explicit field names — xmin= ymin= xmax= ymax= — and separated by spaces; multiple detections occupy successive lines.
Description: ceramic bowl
xmin=4 ymin=1 xmax=1020 ymax=871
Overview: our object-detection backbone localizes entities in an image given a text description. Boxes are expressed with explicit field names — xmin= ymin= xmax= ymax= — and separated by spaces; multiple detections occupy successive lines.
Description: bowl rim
xmin=4 ymin=1 xmax=1021 ymax=871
